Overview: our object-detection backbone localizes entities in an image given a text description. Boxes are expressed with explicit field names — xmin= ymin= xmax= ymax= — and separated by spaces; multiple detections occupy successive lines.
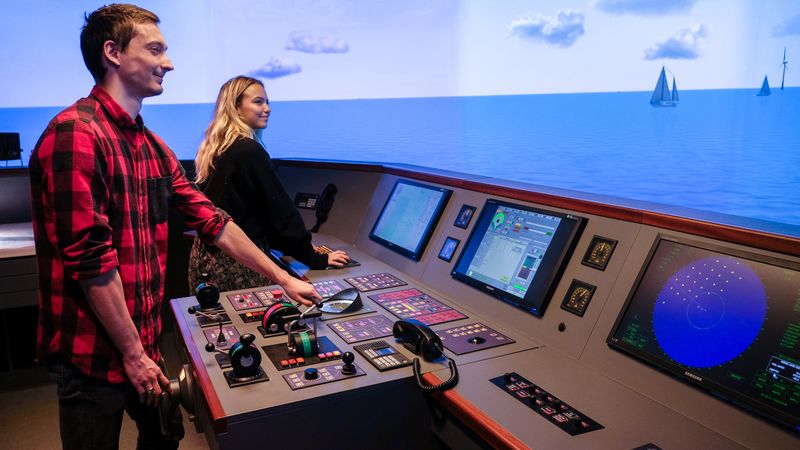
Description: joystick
xmin=341 ymin=351 xmax=356 ymax=375
xmin=195 ymin=273 xmax=220 ymax=311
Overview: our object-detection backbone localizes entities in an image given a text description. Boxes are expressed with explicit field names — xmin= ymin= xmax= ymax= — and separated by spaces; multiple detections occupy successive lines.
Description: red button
xmin=280 ymin=360 xmax=289 ymax=367
xmin=325 ymin=352 xmax=334 ymax=358
xmin=296 ymin=357 xmax=305 ymax=364
xmin=270 ymin=289 xmax=283 ymax=299
xmin=288 ymin=358 xmax=297 ymax=365
xmin=318 ymin=353 xmax=326 ymax=359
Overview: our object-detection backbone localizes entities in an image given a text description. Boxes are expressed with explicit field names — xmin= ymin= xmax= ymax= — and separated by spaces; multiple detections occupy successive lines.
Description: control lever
xmin=160 ymin=364 xmax=197 ymax=435
xmin=285 ymin=303 xmax=323 ymax=357
xmin=188 ymin=306 xmax=227 ymax=346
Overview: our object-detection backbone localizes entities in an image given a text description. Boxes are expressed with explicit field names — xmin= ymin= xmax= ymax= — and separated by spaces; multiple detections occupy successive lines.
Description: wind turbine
xmin=780 ymin=46 xmax=788 ymax=90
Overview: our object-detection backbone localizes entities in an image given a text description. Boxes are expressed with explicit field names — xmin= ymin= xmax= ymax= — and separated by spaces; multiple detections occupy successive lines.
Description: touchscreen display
xmin=452 ymin=199 xmax=585 ymax=316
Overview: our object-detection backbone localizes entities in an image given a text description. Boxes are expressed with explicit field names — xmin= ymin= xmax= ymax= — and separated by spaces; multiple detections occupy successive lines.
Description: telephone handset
xmin=392 ymin=319 xmax=458 ymax=392
xmin=309 ymin=183 xmax=338 ymax=233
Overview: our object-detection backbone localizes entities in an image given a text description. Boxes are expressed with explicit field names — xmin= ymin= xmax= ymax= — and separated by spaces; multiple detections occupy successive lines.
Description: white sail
xmin=671 ymin=78 xmax=679 ymax=102
xmin=650 ymin=67 xmax=677 ymax=107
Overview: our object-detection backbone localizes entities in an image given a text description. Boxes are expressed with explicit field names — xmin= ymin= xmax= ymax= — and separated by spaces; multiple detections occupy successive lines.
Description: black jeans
xmin=48 ymin=356 xmax=184 ymax=450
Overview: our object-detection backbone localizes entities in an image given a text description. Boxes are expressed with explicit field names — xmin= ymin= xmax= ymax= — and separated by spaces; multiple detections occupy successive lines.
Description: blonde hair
xmin=195 ymin=76 xmax=265 ymax=183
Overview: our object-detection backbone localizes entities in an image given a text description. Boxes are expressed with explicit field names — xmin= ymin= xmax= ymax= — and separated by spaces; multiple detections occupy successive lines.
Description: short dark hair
xmin=80 ymin=4 xmax=160 ymax=82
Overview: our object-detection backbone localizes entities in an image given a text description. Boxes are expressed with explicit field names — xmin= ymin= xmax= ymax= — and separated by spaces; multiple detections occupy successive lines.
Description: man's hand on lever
xmin=281 ymin=276 xmax=322 ymax=307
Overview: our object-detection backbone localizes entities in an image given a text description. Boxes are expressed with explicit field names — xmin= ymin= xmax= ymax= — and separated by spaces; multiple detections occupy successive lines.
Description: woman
xmin=189 ymin=76 xmax=349 ymax=292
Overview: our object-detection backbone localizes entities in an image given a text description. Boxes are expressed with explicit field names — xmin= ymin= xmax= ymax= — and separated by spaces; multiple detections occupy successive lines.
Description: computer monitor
xmin=369 ymin=179 xmax=452 ymax=261
xmin=607 ymin=235 xmax=800 ymax=432
xmin=451 ymin=199 xmax=585 ymax=316
xmin=0 ymin=132 xmax=21 ymax=161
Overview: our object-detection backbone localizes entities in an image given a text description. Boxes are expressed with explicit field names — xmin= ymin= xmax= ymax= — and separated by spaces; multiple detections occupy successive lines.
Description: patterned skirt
xmin=187 ymin=237 xmax=274 ymax=294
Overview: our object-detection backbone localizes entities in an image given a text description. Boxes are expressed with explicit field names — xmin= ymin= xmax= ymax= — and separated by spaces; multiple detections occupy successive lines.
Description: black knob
xmin=503 ymin=372 xmax=514 ymax=383
xmin=241 ymin=333 xmax=255 ymax=347
xmin=188 ymin=306 xmax=197 ymax=314
xmin=304 ymin=367 xmax=319 ymax=380
xmin=205 ymin=342 xmax=215 ymax=352
xmin=341 ymin=352 xmax=356 ymax=375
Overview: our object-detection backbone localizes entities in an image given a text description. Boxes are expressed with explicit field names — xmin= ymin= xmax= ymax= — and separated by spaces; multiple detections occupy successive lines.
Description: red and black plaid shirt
xmin=29 ymin=86 xmax=230 ymax=383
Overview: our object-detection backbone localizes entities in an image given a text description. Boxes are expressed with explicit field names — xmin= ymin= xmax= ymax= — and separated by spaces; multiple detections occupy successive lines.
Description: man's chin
xmin=145 ymin=84 xmax=165 ymax=97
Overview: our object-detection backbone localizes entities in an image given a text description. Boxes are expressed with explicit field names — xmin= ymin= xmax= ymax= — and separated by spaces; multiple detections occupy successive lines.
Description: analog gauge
xmin=582 ymin=236 xmax=618 ymax=271
xmin=561 ymin=280 xmax=597 ymax=317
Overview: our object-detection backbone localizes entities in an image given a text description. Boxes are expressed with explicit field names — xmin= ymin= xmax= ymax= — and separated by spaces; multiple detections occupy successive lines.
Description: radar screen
xmin=608 ymin=235 xmax=800 ymax=432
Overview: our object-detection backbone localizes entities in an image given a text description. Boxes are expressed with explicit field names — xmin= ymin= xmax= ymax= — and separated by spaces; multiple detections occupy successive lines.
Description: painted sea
xmin=2 ymin=88 xmax=799 ymax=236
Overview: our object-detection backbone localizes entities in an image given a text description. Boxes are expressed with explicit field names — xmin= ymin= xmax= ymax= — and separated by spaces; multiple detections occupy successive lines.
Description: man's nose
xmin=162 ymin=56 xmax=174 ymax=72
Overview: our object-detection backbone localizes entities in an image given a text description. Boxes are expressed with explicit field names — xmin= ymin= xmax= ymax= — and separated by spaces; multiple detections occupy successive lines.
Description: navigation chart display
xmin=451 ymin=199 xmax=585 ymax=316
xmin=608 ymin=236 xmax=800 ymax=431
xmin=369 ymin=179 xmax=452 ymax=261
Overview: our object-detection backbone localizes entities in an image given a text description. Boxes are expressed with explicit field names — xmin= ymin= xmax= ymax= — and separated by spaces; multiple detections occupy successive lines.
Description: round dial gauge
xmin=591 ymin=242 xmax=612 ymax=264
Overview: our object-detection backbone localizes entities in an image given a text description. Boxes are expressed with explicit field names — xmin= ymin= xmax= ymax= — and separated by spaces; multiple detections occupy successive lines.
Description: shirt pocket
xmin=147 ymin=176 xmax=173 ymax=225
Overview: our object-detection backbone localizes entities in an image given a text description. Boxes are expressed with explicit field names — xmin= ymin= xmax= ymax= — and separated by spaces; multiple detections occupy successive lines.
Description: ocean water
xmin=3 ymin=88 xmax=799 ymax=234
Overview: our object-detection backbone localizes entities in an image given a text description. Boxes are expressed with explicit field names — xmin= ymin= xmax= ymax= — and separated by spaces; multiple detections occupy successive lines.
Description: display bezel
xmin=450 ymin=199 xmax=585 ymax=317
xmin=607 ymin=234 xmax=800 ymax=432
xmin=368 ymin=179 xmax=452 ymax=261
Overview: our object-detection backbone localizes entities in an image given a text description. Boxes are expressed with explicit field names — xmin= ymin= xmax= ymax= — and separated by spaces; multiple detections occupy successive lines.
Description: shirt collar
xmin=90 ymin=86 xmax=145 ymax=131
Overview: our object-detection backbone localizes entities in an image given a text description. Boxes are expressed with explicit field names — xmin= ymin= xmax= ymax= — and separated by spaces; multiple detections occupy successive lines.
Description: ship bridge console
xmin=169 ymin=159 xmax=800 ymax=450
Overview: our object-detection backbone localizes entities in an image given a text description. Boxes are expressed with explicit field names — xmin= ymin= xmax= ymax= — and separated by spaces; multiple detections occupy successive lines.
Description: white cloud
xmin=644 ymin=25 xmax=708 ymax=60
xmin=510 ymin=10 xmax=585 ymax=48
xmin=286 ymin=32 xmax=349 ymax=54
xmin=772 ymin=13 xmax=800 ymax=37
xmin=248 ymin=57 xmax=302 ymax=79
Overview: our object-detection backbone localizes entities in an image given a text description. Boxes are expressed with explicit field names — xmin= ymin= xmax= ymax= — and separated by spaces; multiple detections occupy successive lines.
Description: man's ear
xmin=103 ymin=40 xmax=121 ymax=68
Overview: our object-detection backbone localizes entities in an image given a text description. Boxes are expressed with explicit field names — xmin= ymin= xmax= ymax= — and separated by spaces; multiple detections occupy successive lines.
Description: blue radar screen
xmin=653 ymin=256 xmax=767 ymax=368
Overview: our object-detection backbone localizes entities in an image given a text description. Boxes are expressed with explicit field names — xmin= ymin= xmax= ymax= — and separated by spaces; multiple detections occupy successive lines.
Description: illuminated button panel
xmin=283 ymin=361 xmax=365 ymax=390
xmin=227 ymin=288 xmax=284 ymax=311
xmin=344 ymin=272 xmax=407 ymax=292
xmin=369 ymin=288 xmax=467 ymax=326
xmin=490 ymin=372 xmax=603 ymax=436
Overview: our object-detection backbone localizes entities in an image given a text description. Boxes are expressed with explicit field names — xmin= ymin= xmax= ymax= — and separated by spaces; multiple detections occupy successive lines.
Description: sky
xmin=0 ymin=0 xmax=799 ymax=107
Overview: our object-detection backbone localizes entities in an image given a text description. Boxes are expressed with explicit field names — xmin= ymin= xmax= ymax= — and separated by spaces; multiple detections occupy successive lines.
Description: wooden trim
xmin=170 ymin=301 xmax=228 ymax=433
xmin=422 ymin=373 xmax=530 ymax=450
xmin=272 ymin=159 xmax=800 ymax=257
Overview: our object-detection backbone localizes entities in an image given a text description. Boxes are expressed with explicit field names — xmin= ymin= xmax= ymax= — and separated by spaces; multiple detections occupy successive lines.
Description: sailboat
xmin=757 ymin=75 xmax=771 ymax=96
xmin=650 ymin=66 xmax=678 ymax=107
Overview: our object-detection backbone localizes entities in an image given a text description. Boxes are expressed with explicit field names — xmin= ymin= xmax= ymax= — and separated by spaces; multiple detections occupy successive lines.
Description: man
xmin=29 ymin=5 xmax=320 ymax=449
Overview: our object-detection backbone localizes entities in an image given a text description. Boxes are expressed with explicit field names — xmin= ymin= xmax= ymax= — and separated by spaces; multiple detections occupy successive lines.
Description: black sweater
xmin=201 ymin=137 xmax=327 ymax=269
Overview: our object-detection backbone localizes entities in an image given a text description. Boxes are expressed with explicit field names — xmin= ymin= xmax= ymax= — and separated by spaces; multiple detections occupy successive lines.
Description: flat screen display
xmin=451 ymin=199 xmax=585 ymax=316
xmin=608 ymin=236 xmax=800 ymax=432
xmin=369 ymin=179 xmax=452 ymax=261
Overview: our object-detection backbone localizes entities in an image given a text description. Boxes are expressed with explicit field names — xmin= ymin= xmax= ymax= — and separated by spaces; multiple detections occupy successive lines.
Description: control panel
xmin=490 ymin=372 xmax=603 ymax=436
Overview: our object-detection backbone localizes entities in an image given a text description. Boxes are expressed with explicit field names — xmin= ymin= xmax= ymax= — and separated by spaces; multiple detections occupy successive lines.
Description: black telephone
xmin=309 ymin=183 xmax=338 ymax=233
xmin=392 ymin=319 xmax=458 ymax=392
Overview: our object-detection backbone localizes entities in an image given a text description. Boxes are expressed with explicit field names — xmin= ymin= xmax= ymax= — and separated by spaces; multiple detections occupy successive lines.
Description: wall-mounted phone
xmin=392 ymin=319 xmax=458 ymax=392
xmin=309 ymin=183 xmax=338 ymax=233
